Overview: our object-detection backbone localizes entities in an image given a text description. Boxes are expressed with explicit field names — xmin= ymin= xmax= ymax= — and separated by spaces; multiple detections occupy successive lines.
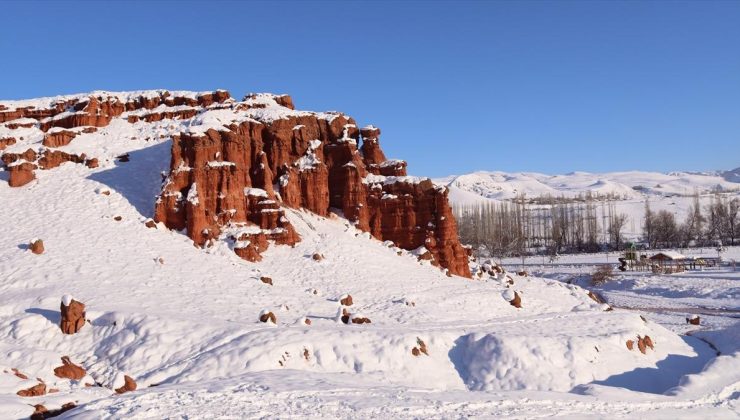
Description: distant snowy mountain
xmin=436 ymin=170 xmax=740 ymax=205
xmin=723 ymin=167 xmax=740 ymax=183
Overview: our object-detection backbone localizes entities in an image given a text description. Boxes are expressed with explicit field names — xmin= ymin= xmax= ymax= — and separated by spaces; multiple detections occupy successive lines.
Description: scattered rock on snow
xmin=503 ymin=289 xmax=522 ymax=308
xmin=31 ymin=402 xmax=77 ymax=420
xmin=16 ymin=382 xmax=46 ymax=397
xmin=114 ymin=374 xmax=137 ymax=394
xmin=30 ymin=239 xmax=44 ymax=255
xmin=412 ymin=338 xmax=429 ymax=356
xmin=53 ymin=356 xmax=86 ymax=380
xmin=144 ymin=219 xmax=157 ymax=228
xmin=11 ymin=368 xmax=28 ymax=379
xmin=687 ymin=315 xmax=700 ymax=325
xmin=351 ymin=316 xmax=371 ymax=324
xmin=312 ymin=253 xmax=324 ymax=261
xmin=60 ymin=295 xmax=86 ymax=335
xmin=339 ymin=294 xmax=353 ymax=306
xmin=260 ymin=276 xmax=273 ymax=285
xmin=259 ymin=310 xmax=277 ymax=324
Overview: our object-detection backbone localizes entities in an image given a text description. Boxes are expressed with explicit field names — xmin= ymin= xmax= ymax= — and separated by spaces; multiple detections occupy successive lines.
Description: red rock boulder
xmin=60 ymin=295 xmax=86 ymax=335
xmin=30 ymin=239 xmax=44 ymax=255
xmin=53 ymin=356 xmax=86 ymax=381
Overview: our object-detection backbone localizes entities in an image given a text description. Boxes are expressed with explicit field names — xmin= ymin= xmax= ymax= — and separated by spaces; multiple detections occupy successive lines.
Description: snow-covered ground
xmin=0 ymin=92 xmax=738 ymax=418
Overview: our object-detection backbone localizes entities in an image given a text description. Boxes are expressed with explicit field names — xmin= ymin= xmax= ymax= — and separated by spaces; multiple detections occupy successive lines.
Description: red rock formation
xmin=16 ymin=382 xmax=46 ymax=397
xmin=1 ymin=148 xmax=37 ymax=166
xmin=509 ymin=291 xmax=522 ymax=308
xmin=351 ymin=316 xmax=372 ymax=324
xmin=114 ymin=375 xmax=137 ymax=394
xmin=42 ymin=130 xmax=77 ymax=147
xmin=259 ymin=311 xmax=277 ymax=324
xmin=11 ymin=368 xmax=28 ymax=379
xmin=60 ymin=296 xmax=86 ymax=335
xmin=38 ymin=150 xmax=88 ymax=169
xmin=643 ymin=335 xmax=654 ymax=350
xmin=1 ymin=146 xmax=97 ymax=187
xmin=53 ymin=356 xmax=86 ymax=381
xmin=0 ymin=137 xmax=15 ymax=150
xmin=31 ymin=402 xmax=77 ymax=420
xmin=8 ymin=162 xmax=36 ymax=187
xmin=30 ymin=239 xmax=44 ymax=255
xmin=339 ymin=294 xmax=353 ymax=306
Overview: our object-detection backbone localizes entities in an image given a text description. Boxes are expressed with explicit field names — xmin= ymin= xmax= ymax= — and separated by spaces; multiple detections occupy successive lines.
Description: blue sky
xmin=1 ymin=1 xmax=738 ymax=177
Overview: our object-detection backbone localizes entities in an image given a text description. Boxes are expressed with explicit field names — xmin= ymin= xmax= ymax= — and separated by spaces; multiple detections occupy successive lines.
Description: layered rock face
xmin=153 ymin=94 xmax=470 ymax=276
xmin=1 ymin=90 xmax=470 ymax=277
xmin=0 ymin=90 xmax=232 ymax=186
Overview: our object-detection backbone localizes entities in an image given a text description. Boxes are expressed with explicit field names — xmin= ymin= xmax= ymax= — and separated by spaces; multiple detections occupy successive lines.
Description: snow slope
xmin=0 ymin=90 xmax=737 ymax=418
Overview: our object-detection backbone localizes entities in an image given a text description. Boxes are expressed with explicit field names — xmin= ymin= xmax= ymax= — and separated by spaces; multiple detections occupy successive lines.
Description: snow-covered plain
xmin=0 ymin=92 xmax=738 ymax=418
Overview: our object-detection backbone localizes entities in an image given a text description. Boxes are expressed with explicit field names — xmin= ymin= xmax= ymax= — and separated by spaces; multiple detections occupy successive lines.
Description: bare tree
xmin=643 ymin=198 xmax=654 ymax=247
xmin=608 ymin=211 xmax=629 ymax=250
xmin=653 ymin=210 xmax=679 ymax=248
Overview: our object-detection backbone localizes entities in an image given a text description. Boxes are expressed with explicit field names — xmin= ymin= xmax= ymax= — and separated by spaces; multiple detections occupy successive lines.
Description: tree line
xmin=643 ymin=193 xmax=738 ymax=249
xmin=455 ymin=192 xmax=739 ymax=258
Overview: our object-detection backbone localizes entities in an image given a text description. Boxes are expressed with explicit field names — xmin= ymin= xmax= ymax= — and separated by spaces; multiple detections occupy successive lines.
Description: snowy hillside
xmin=0 ymin=90 xmax=738 ymax=418
xmin=437 ymin=170 xmax=740 ymax=203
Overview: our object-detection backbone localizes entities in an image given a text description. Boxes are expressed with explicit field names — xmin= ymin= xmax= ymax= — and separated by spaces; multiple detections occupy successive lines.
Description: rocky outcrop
xmin=8 ymin=162 xmax=37 ymax=187
xmin=153 ymin=94 xmax=470 ymax=276
xmin=0 ymin=137 xmax=15 ymax=150
xmin=60 ymin=295 xmax=86 ymax=335
xmin=42 ymin=130 xmax=77 ymax=147
xmin=1 ymin=90 xmax=470 ymax=276
xmin=0 ymin=90 xmax=231 ymax=186
xmin=53 ymin=356 xmax=86 ymax=380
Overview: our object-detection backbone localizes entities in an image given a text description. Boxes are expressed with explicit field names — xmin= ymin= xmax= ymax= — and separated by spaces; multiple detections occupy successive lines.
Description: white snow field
xmin=0 ymin=91 xmax=737 ymax=418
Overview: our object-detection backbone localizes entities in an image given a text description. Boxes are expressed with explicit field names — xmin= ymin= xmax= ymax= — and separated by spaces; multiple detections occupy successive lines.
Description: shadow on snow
xmin=87 ymin=140 xmax=172 ymax=219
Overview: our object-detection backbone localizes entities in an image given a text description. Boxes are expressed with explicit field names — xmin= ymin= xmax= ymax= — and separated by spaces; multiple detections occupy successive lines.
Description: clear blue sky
xmin=1 ymin=1 xmax=738 ymax=177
